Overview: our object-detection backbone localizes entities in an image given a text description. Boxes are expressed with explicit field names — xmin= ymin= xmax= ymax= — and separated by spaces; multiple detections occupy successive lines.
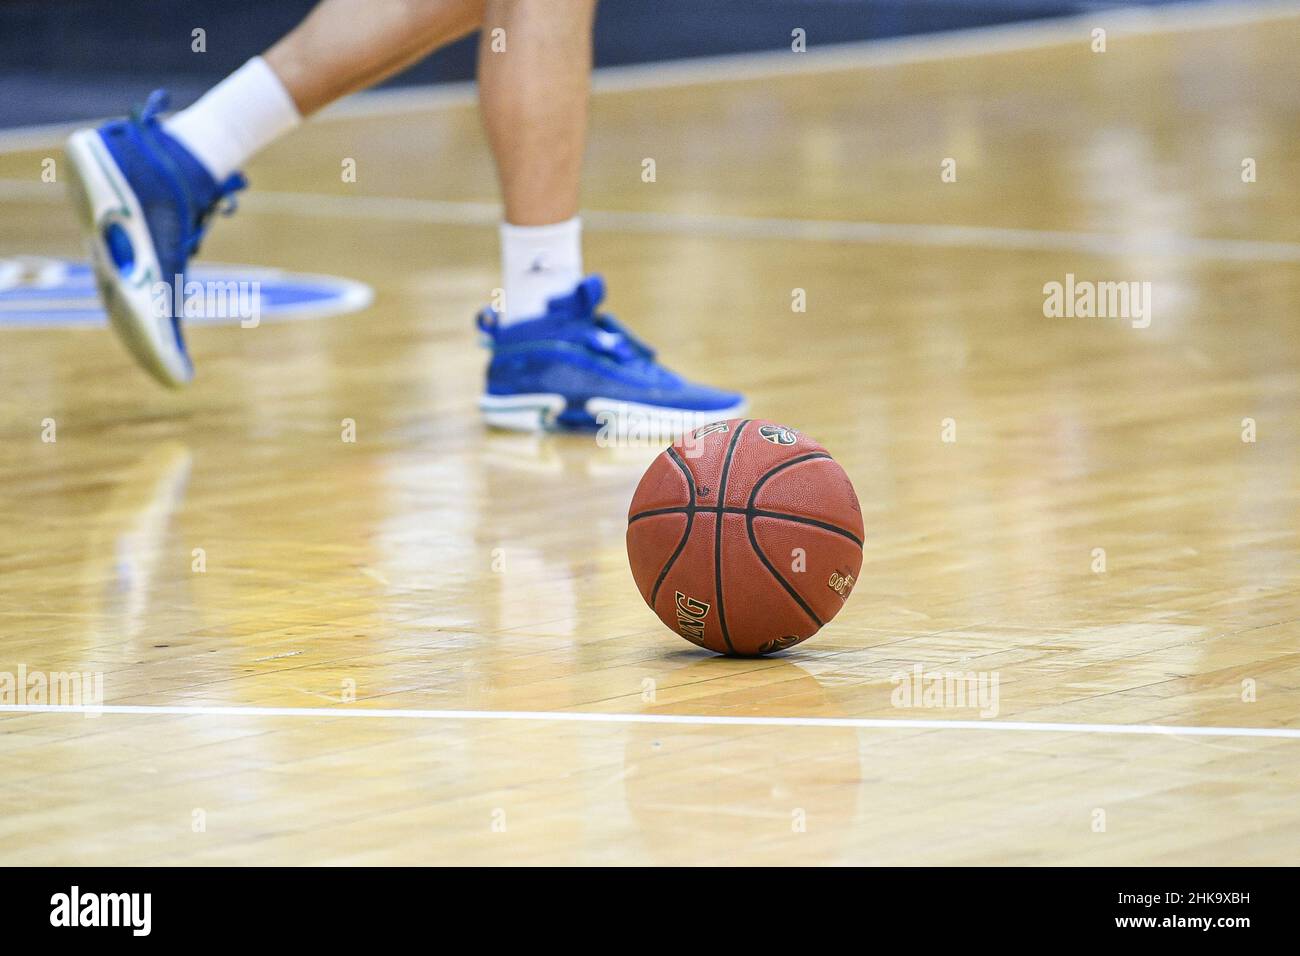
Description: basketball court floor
xmin=1 ymin=4 xmax=1298 ymax=865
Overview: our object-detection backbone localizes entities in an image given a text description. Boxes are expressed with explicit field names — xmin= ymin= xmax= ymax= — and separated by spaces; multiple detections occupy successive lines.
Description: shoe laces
xmin=131 ymin=90 xmax=247 ymax=259
xmin=476 ymin=280 xmax=658 ymax=367
xmin=188 ymin=172 xmax=247 ymax=257
xmin=587 ymin=312 xmax=656 ymax=364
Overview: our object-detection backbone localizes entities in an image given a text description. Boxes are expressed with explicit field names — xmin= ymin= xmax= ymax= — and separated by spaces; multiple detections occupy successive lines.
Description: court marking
xmin=249 ymin=192 xmax=1300 ymax=263
xmin=2 ymin=703 xmax=1298 ymax=740
xmin=0 ymin=0 xmax=1296 ymax=151
xmin=5 ymin=178 xmax=1298 ymax=264
xmin=0 ymin=256 xmax=373 ymax=327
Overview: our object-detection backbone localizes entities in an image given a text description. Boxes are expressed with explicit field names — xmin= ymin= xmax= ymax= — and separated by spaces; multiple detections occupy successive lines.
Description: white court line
xmin=241 ymin=192 xmax=1300 ymax=263
xmin=1 ymin=703 xmax=1299 ymax=740
xmin=5 ymin=177 xmax=1299 ymax=263
xmin=5 ymin=3 xmax=1299 ymax=264
xmin=1 ymin=0 xmax=1297 ymax=150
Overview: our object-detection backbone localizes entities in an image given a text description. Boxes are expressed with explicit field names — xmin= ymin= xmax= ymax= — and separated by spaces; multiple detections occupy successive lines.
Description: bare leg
xmin=477 ymin=0 xmax=597 ymax=226
xmin=469 ymin=0 xmax=744 ymax=431
xmin=165 ymin=0 xmax=486 ymax=183
xmin=266 ymin=0 xmax=486 ymax=116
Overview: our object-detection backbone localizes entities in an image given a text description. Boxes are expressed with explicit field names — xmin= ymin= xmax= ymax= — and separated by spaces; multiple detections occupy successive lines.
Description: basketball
xmin=626 ymin=419 xmax=863 ymax=656
xmin=13 ymin=0 xmax=1298 ymax=879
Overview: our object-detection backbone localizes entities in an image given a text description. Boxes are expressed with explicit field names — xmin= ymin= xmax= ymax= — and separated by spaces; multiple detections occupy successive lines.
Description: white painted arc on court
xmin=3 ymin=178 xmax=1297 ymax=264
xmin=1 ymin=703 xmax=1298 ymax=740
xmin=245 ymin=191 xmax=1300 ymax=263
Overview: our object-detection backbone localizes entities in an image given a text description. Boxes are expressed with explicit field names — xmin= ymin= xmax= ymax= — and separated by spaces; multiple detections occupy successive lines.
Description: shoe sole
xmin=65 ymin=129 xmax=192 ymax=388
xmin=480 ymin=393 xmax=748 ymax=437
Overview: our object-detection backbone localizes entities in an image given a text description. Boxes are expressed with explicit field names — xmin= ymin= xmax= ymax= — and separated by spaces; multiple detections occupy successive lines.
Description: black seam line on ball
xmin=650 ymin=446 xmax=697 ymax=607
xmin=629 ymin=506 xmax=688 ymax=522
xmin=747 ymin=509 xmax=862 ymax=546
xmin=628 ymin=506 xmax=862 ymax=547
xmin=746 ymin=513 xmax=824 ymax=629
xmin=713 ymin=419 xmax=750 ymax=655
xmin=746 ymin=452 xmax=832 ymax=509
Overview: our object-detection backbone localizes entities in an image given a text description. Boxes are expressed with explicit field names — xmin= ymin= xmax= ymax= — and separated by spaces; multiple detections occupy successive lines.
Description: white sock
xmin=500 ymin=217 xmax=584 ymax=324
xmin=164 ymin=57 xmax=301 ymax=182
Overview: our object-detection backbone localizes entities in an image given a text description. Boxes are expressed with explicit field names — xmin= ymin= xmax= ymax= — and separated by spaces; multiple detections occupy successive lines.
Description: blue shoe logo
xmin=0 ymin=256 xmax=372 ymax=328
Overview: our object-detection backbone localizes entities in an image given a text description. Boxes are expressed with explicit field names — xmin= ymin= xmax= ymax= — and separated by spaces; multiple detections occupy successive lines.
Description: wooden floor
xmin=2 ymin=8 xmax=1300 ymax=865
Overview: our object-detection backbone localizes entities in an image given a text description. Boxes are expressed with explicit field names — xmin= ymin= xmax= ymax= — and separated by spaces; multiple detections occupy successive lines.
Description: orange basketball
xmin=626 ymin=419 xmax=863 ymax=656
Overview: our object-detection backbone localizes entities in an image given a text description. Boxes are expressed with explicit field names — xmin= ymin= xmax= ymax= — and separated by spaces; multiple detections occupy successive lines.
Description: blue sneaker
xmin=64 ymin=90 xmax=246 ymax=387
xmin=476 ymin=275 xmax=746 ymax=434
